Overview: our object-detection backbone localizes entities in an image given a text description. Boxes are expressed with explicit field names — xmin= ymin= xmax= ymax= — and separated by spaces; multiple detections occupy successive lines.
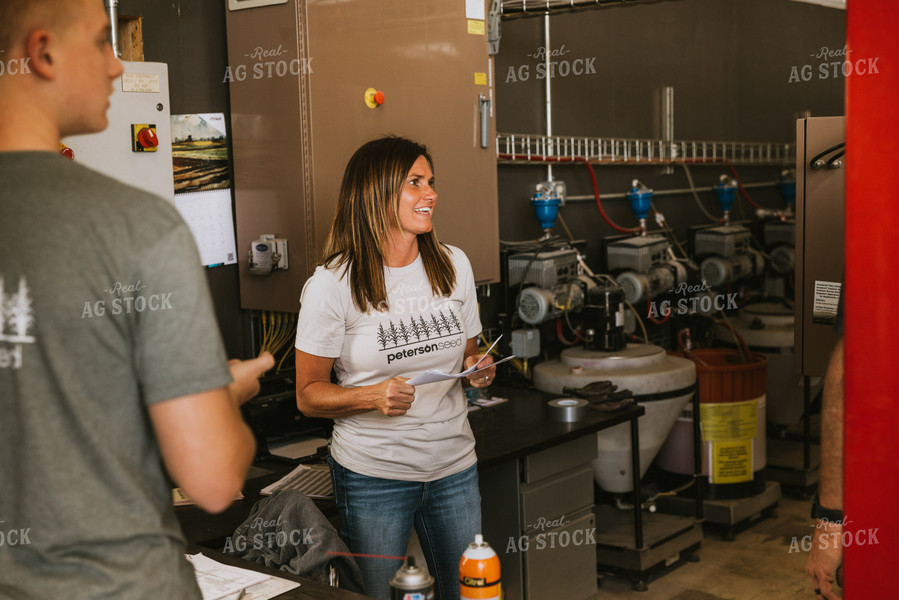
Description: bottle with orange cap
xmin=459 ymin=534 xmax=501 ymax=600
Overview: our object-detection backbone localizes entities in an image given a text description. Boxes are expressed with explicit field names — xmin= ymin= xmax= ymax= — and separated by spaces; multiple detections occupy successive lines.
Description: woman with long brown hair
xmin=294 ymin=136 xmax=494 ymax=600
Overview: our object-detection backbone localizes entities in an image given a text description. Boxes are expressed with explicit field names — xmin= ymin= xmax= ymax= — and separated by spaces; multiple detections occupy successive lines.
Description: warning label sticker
xmin=710 ymin=440 xmax=753 ymax=484
xmin=699 ymin=399 xmax=758 ymax=441
xmin=812 ymin=280 xmax=842 ymax=325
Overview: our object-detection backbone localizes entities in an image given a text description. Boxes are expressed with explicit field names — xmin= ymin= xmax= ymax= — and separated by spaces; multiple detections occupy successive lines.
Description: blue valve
xmin=532 ymin=192 xmax=561 ymax=231
xmin=626 ymin=186 xmax=653 ymax=221
xmin=713 ymin=178 xmax=737 ymax=213
xmin=777 ymin=173 xmax=796 ymax=207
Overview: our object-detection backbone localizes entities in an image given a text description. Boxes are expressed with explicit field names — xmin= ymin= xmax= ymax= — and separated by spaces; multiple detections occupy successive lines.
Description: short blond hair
xmin=0 ymin=0 xmax=77 ymax=53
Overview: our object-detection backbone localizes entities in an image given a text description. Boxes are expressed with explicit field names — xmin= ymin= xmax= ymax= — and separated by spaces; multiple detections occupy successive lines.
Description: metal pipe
xmin=660 ymin=86 xmax=675 ymax=145
xmin=105 ymin=0 xmax=121 ymax=58
xmin=660 ymin=86 xmax=675 ymax=174
xmin=501 ymin=0 xmax=678 ymax=19
xmin=564 ymin=180 xmax=778 ymax=202
xmin=544 ymin=14 xmax=553 ymax=182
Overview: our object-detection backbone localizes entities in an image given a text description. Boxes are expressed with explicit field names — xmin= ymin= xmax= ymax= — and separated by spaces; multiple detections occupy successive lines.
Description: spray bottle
xmin=459 ymin=534 xmax=501 ymax=600
xmin=389 ymin=556 xmax=434 ymax=600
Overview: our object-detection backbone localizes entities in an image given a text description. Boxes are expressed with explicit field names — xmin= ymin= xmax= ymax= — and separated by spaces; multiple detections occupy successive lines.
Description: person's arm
xmin=295 ymin=350 xmax=416 ymax=418
xmin=807 ymin=337 xmax=844 ymax=600
xmin=149 ymin=353 xmax=274 ymax=514
xmin=463 ymin=336 xmax=495 ymax=388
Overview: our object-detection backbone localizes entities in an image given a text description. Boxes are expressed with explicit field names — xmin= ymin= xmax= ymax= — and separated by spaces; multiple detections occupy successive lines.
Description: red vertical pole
xmin=843 ymin=0 xmax=899 ymax=596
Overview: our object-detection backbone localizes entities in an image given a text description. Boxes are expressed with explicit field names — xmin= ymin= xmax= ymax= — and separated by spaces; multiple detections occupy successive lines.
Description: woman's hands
xmin=371 ymin=377 xmax=416 ymax=417
xmin=464 ymin=352 xmax=495 ymax=389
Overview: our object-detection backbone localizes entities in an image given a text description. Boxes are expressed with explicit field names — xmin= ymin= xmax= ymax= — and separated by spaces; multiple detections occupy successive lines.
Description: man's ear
xmin=24 ymin=29 xmax=56 ymax=79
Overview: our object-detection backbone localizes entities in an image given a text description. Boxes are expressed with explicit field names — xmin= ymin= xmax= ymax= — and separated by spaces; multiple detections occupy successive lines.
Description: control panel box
xmin=62 ymin=62 xmax=174 ymax=203
xmin=508 ymin=249 xmax=579 ymax=288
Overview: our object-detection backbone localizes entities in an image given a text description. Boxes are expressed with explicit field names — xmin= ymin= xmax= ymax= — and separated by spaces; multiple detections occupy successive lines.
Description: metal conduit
xmin=564 ymin=181 xmax=777 ymax=202
xmin=105 ymin=0 xmax=121 ymax=58
xmin=500 ymin=0 xmax=679 ymax=19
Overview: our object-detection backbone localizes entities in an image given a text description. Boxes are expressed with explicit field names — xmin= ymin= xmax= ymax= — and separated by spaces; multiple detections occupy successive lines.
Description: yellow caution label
xmin=467 ymin=19 xmax=485 ymax=35
xmin=474 ymin=72 xmax=488 ymax=86
xmin=710 ymin=439 xmax=753 ymax=483
xmin=699 ymin=398 xmax=758 ymax=441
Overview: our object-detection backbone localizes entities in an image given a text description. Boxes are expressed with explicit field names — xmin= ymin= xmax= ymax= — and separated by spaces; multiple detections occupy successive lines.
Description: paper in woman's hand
xmin=406 ymin=335 xmax=514 ymax=386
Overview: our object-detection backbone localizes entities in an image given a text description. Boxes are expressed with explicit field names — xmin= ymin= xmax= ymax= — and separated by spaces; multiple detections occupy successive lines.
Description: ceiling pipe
xmin=105 ymin=0 xmax=121 ymax=58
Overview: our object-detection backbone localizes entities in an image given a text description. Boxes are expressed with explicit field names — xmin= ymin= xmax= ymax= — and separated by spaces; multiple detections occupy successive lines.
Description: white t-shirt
xmin=295 ymin=245 xmax=482 ymax=481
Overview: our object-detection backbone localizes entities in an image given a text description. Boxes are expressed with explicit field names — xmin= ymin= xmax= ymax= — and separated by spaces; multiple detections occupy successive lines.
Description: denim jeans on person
xmin=328 ymin=456 xmax=482 ymax=600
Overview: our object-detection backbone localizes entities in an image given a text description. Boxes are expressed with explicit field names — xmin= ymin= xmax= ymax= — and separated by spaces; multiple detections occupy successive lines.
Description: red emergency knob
xmin=137 ymin=127 xmax=159 ymax=149
xmin=364 ymin=87 xmax=385 ymax=109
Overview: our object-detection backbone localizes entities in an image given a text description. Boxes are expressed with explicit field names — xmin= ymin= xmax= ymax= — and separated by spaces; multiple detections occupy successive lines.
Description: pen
xmin=472 ymin=334 xmax=502 ymax=370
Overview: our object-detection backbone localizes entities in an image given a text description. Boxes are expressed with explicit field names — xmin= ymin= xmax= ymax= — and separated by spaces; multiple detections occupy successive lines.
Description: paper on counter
xmin=267 ymin=435 xmax=329 ymax=460
xmin=187 ymin=553 xmax=270 ymax=600
xmin=220 ymin=577 xmax=301 ymax=600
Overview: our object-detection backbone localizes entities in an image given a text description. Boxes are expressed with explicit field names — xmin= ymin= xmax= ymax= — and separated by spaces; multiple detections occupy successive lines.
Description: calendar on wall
xmin=174 ymin=189 xmax=238 ymax=267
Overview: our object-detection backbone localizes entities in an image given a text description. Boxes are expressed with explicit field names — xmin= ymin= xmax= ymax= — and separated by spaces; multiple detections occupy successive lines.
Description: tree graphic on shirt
xmin=376 ymin=309 xmax=464 ymax=351
xmin=0 ymin=277 xmax=5 ymax=335
xmin=408 ymin=317 xmax=422 ymax=341
xmin=397 ymin=320 xmax=411 ymax=344
xmin=0 ymin=276 xmax=35 ymax=342
xmin=386 ymin=320 xmax=400 ymax=347
xmin=417 ymin=315 xmax=432 ymax=339
xmin=376 ymin=323 xmax=389 ymax=350
xmin=430 ymin=313 xmax=443 ymax=336
xmin=438 ymin=310 xmax=453 ymax=335
xmin=448 ymin=310 xmax=462 ymax=332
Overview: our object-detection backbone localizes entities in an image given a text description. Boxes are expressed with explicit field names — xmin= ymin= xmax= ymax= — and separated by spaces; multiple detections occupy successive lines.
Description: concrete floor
xmin=595 ymin=491 xmax=823 ymax=600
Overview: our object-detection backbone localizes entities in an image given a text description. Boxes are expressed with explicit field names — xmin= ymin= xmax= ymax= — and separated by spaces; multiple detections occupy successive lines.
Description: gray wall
xmin=494 ymin=0 xmax=845 ymax=268
xmin=117 ymin=0 xmax=245 ymax=357
xmin=119 ymin=0 xmax=845 ymax=352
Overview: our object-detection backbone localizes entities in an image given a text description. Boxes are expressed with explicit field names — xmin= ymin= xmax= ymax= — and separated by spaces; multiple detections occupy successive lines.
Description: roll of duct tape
xmin=548 ymin=398 xmax=589 ymax=422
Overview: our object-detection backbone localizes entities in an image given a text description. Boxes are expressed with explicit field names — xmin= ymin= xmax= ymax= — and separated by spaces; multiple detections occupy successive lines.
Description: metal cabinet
xmin=794 ymin=116 xmax=845 ymax=377
xmin=225 ymin=0 xmax=500 ymax=312
xmin=481 ymin=435 xmax=598 ymax=600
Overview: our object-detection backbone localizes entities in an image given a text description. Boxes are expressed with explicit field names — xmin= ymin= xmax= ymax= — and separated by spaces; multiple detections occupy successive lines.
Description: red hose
xmin=647 ymin=300 xmax=671 ymax=325
xmin=578 ymin=159 xmax=641 ymax=234
xmin=726 ymin=163 xmax=762 ymax=210
xmin=556 ymin=318 xmax=580 ymax=346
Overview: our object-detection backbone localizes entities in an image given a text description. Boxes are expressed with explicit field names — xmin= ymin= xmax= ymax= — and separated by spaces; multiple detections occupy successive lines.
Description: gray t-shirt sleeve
xmin=295 ymin=266 xmax=347 ymax=358
xmin=452 ymin=246 xmax=482 ymax=341
xmin=134 ymin=223 xmax=231 ymax=406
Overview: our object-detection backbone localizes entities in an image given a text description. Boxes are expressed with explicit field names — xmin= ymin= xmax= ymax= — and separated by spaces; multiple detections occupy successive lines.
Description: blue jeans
xmin=328 ymin=457 xmax=481 ymax=600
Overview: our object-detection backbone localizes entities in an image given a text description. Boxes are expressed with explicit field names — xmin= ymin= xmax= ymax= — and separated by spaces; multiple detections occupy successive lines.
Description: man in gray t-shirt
xmin=0 ymin=1 xmax=273 ymax=597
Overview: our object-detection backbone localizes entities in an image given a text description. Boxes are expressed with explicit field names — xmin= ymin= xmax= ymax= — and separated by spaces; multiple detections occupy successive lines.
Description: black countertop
xmin=469 ymin=385 xmax=645 ymax=469
xmin=176 ymin=385 xmax=644 ymax=598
